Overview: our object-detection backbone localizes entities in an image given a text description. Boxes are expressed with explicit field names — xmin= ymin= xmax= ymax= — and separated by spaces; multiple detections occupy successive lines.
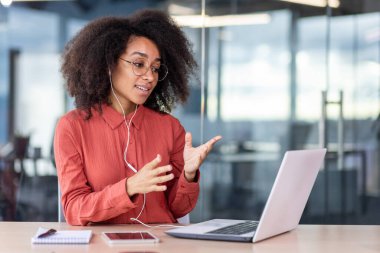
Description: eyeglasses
xmin=119 ymin=57 xmax=168 ymax=82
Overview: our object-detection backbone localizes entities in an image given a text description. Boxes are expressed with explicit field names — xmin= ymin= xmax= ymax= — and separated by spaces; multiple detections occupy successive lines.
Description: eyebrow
xmin=130 ymin=51 xmax=161 ymax=62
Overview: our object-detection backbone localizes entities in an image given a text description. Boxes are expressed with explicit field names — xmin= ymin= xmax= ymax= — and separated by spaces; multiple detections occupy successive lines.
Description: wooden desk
xmin=0 ymin=222 xmax=379 ymax=253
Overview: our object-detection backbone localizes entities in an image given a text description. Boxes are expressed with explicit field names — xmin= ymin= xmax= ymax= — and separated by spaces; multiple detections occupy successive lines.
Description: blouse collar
xmin=100 ymin=103 xmax=144 ymax=130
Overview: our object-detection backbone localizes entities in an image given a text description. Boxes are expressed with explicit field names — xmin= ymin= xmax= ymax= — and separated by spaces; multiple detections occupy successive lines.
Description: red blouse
xmin=54 ymin=104 xmax=199 ymax=225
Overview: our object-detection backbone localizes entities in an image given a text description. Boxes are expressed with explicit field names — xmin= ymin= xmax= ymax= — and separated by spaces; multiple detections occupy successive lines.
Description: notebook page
xmin=31 ymin=227 xmax=92 ymax=244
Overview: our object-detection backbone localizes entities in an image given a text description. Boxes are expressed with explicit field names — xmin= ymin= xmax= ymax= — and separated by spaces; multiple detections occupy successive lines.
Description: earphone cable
xmin=110 ymin=75 xmax=138 ymax=172
xmin=110 ymin=74 xmax=183 ymax=228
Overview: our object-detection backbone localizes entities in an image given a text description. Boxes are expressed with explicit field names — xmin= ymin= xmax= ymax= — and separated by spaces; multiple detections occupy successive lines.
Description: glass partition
xmin=0 ymin=7 xmax=65 ymax=221
xmin=297 ymin=12 xmax=380 ymax=223
xmin=0 ymin=13 xmax=8 ymax=145
xmin=189 ymin=10 xmax=291 ymax=221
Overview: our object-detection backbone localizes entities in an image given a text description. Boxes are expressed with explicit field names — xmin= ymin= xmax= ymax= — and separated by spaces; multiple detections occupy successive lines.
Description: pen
xmin=38 ymin=228 xmax=57 ymax=238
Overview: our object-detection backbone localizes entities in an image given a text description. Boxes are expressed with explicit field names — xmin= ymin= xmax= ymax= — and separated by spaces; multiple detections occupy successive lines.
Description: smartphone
xmin=102 ymin=231 xmax=159 ymax=244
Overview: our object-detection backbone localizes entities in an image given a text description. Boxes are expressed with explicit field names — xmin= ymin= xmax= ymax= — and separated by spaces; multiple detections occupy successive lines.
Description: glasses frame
xmin=119 ymin=57 xmax=168 ymax=82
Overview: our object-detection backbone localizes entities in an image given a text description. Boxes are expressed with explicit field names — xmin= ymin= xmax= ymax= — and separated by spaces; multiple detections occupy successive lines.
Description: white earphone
xmin=108 ymin=68 xmax=138 ymax=173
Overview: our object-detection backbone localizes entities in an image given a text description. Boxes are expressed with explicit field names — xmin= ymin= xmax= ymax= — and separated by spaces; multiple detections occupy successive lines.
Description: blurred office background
xmin=0 ymin=0 xmax=379 ymax=224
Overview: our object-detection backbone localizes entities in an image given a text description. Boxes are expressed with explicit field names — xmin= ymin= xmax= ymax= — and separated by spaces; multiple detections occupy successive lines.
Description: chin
xmin=133 ymin=99 xmax=147 ymax=106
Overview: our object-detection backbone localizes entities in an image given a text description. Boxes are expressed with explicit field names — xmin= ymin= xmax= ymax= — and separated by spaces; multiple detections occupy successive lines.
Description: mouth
xmin=135 ymin=85 xmax=150 ymax=92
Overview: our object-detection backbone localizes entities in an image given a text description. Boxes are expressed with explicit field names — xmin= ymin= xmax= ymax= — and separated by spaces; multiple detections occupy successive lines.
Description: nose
xmin=141 ymin=67 xmax=155 ymax=82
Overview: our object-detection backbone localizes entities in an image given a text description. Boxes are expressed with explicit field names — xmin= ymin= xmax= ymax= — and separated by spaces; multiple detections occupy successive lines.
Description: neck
xmin=110 ymin=95 xmax=137 ymax=116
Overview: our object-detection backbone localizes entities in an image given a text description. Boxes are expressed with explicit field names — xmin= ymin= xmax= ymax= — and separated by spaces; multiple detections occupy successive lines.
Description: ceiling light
xmin=168 ymin=3 xmax=196 ymax=15
xmin=1 ymin=0 xmax=13 ymax=7
xmin=172 ymin=13 xmax=271 ymax=28
xmin=1 ymin=0 xmax=74 ymax=6
xmin=12 ymin=0 xmax=74 ymax=2
xmin=279 ymin=0 xmax=340 ymax=8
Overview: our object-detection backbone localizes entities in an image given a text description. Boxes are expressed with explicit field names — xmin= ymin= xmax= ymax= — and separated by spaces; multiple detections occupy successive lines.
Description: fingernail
xmin=156 ymin=154 xmax=161 ymax=161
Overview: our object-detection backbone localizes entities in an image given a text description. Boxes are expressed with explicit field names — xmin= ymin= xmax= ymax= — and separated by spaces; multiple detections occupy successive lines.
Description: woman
xmin=54 ymin=9 xmax=221 ymax=226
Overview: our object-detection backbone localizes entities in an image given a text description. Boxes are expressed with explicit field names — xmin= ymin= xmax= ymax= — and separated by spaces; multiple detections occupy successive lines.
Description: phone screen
xmin=105 ymin=232 xmax=155 ymax=240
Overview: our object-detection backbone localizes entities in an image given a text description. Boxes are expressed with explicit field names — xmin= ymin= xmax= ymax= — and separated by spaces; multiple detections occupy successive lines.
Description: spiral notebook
xmin=31 ymin=227 xmax=92 ymax=244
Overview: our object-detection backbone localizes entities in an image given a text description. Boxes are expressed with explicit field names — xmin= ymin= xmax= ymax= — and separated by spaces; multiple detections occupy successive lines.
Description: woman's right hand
xmin=125 ymin=154 xmax=174 ymax=197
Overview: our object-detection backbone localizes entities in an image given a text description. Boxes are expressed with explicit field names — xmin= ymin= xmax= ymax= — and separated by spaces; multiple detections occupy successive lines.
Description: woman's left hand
xmin=183 ymin=132 xmax=222 ymax=182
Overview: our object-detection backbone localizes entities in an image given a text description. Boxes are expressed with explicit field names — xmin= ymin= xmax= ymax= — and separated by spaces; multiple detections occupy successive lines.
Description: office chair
xmin=57 ymin=183 xmax=65 ymax=222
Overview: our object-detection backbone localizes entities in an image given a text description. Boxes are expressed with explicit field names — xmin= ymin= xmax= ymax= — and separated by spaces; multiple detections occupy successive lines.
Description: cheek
xmin=114 ymin=64 xmax=135 ymax=80
xmin=118 ymin=72 xmax=137 ymax=87
xmin=123 ymin=69 xmax=136 ymax=80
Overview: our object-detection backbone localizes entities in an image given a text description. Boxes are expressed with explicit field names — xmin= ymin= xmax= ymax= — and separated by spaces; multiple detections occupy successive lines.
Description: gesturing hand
xmin=126 ymin=154 xmax=174 ymax=197
xmin=183 ymin=132 xmax=222 ymax=182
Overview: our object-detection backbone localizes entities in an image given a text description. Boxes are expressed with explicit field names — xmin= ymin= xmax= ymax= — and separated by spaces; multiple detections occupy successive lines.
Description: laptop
xmin=166 ymin=148 xmax=327 ymax=243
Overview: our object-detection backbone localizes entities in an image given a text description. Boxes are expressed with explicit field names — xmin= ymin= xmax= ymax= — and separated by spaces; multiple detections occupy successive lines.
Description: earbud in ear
xmin=108 ymin=68 xmax=111 ymax=76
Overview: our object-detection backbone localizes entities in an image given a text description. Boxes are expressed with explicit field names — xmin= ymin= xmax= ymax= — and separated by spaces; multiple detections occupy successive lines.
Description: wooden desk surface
xmin=0 ymin=222 xmax=379 ymax=253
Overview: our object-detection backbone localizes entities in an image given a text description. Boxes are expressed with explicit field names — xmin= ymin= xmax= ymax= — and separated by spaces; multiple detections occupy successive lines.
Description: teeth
xmin=136 ymin=85 xmax=148 ymax=91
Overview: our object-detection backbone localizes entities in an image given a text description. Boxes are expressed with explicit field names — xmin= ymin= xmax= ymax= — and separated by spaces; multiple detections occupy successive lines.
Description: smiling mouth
xmin=135 ymin=85 xmax=150 ymax=92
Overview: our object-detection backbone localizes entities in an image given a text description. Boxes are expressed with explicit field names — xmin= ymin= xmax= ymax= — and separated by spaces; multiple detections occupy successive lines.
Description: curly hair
xmin=61 ymin=9 xmax=197 ymax=119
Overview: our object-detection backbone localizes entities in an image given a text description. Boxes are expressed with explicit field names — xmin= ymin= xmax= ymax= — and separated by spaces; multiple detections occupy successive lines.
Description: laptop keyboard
xmin=206 ymin=221 xmax=259 ymax=235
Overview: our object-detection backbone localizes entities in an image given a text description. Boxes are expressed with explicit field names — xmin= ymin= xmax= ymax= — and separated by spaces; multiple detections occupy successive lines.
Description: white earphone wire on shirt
xmin=109 ymin=79 xmax=138 ymax=173
xmin=109 ymin=72 xmax=184 ymax=228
